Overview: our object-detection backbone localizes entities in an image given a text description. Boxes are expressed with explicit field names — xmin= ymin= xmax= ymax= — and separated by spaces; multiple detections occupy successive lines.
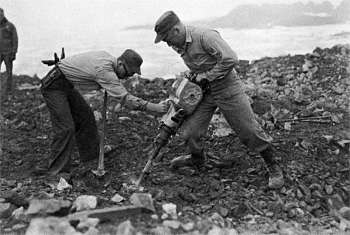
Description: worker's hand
xmin=147 ymin=101 xmax=169 ymax=114
xmin=182 ymin=70 xmax=197 ymax=80
xmin=195 ymin=72 xmax=207 ymax=83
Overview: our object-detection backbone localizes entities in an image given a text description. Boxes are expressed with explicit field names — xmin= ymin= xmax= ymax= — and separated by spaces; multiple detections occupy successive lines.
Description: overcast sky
xmin=2 ymin=0 xmax=344 ymax=29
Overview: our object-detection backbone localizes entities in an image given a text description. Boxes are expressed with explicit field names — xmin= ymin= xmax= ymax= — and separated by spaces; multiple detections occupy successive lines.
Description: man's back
xmin=58 ymin=51 xmax=118 ymax=91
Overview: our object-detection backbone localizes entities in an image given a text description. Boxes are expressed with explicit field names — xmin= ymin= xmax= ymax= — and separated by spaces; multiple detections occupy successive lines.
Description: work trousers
xmin=41 ymin=73 xmax=99 ymax=175
xmin=0 ymin=53 xmax=14 ymax=94
xmin=179 ymin=72 xmax=272 ymax=158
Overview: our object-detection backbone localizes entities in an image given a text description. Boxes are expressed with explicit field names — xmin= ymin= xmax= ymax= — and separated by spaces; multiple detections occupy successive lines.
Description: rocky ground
xmin=0 ymin=44 xmax=349 ymax=235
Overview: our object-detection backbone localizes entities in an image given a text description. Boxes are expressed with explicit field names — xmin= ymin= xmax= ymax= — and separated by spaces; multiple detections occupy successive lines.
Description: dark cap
xmin=119 ymin=49 xmax=143 ymax=76
xmin=154 ymin=11 xmax=180 ymax=44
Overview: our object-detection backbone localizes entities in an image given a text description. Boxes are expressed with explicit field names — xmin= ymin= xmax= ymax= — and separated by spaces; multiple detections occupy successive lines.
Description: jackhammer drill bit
xmin=135 ymin=109 xmax=186 ymax=187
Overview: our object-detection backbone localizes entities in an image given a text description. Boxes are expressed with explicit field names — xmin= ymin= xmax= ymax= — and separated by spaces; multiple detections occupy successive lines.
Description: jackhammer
xmin=135 ymin=73 xmax=203 ymax=186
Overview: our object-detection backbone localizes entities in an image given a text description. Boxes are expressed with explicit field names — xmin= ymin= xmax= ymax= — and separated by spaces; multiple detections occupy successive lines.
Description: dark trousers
xmin=179 ymin=72 xmax=272 ymax=158
xmin=41 ymin=74 xmax=99 ymax=175
xmin=0 ymin=53 xmax=13 ymax=94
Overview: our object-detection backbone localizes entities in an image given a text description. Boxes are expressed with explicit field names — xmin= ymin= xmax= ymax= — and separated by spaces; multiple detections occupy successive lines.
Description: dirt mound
xmin=0 ymin=44 xmax=349 ymax=234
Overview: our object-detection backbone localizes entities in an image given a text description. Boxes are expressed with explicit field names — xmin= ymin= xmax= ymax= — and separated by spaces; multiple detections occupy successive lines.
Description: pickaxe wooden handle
xmin=92 ymin=90 xmax=108 ymax=177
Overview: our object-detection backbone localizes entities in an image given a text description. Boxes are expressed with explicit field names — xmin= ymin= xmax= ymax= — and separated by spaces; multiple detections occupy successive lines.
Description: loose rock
xmin=111 ymin=193 xmax=125 ymax=203
xmin=130 ymin=193 xmax=155 ymax=212
xmin=207 ymin=226 xmax=238 ymax=235
xmin=116 ymin=220 xmax=136 ymax=235
xmin=162 ymin=203 xmax=177 ymax=219
xmin=26 ymin=199 xmax=71 ymax=216
xmin=72 ymin=195 xmax=97 ymax=212
xmin=162 ymin=220 xmax=181 ymax=229
xmin=339 ymin=207 xmax=350 ymax=221
xmin=0 ymin=202 xmax=16 ymax=218
xmin=25 ymin=217 xmax=81 ymax=235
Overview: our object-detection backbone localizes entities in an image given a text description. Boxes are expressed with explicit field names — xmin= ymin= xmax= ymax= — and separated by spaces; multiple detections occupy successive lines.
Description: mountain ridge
xmin=124 ymin=0 xmax=349 ymax=30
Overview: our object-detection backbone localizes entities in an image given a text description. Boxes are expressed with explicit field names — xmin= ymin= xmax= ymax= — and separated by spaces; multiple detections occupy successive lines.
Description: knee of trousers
xmin=237 ymin=127 xmax=271 ymax=152
xmin=180 ymin=128 xmax=204 ymax=142
xmin=55 ymin=127 xmax=75 ymax=138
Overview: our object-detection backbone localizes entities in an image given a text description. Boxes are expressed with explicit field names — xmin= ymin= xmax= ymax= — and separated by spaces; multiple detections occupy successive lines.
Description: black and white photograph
xmin=0 ymin=0 xmax=349 ymax=234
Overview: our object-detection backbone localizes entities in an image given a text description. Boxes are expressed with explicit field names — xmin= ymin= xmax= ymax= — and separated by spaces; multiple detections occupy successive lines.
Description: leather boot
xmin=261 ymin=147 xmax=284 ymax=189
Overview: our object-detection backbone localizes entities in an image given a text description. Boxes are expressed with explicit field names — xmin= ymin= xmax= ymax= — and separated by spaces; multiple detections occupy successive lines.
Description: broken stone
xmin=162 ymin=203 xmax=177 ymax=219
xmin=3 ymin=179 xmax=17 ymax=187
xmin=26 ymin=217 xmax=81 ymax=235
xmin=210 ymin=212 xmax=225 ymax=227
xmin=181 ymin=222 xmax=195 ymax=231
xmin=339 ymin=207 xmax=350 ymax=220
xmin=151 ymin=214 xmax=159 ymax=220
xmin=0 ymin=190 xmax=29 ymax=207
xmin=73 ymin=195 xmax=97 ymax=212
xmin=56 ymin=177 xmax=72 ymax=191
xmin=111 ymin=193 xmax=125 ymax=203
xmin=76 ymin=217 xmax=100 ymax=230
xmin=300 ymin=139 xmax=313 ymax=150
xmin=119 ymin=116 xmax=132 ymax=121
xmin=17 ymin=83 xmax=40 ymax=90
xmin=162 ymin=220 xmax=181 ymax=229
xmin=130 ymin=193 xmax=155 ymax=212
xmin=219 ymin=207 xmax=229 ymax=217
xmin=309 ymin=183 xmax=322 ymax=191
xmin=12 ymin=206 xmax=25 ymax=220
xmin=207 ymin=226 xmax=238 ymax=235
xmin=266 ymin=211 xmax=274 ymax=217
xmin=151 ymin=225 xmax=172 ymax=235
xmin=26 ymin=199 xmax=71 ymax=216
xmin=12 ymin=223 xmax=26 ymax=230
xmin=83 ymin=227 xmax=99 ymax=235
xmin=0 ymin=202 xmax=16 ymax=218
xmin=327 ymin=194 xmax=345 ymax=210
xmin=284 ymin=122 xmax=292 ymax=131
xmin=279 ymin=226 xmax=306 ymax=235
xmin=161 ymin=213 xmax=168 ymax=220
xmin=116 ymin=220 xmax=136 ymax=235
xmin=325 ymin=185 xmax=333 ymax=195
xmin=296 ymin=189 xmax=303 ymax=199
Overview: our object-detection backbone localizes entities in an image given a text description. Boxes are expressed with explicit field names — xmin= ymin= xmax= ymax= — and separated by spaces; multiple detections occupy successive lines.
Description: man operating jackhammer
xmin=34 ymin=49 xmax=168 ymax=176
xmin=153 ymin=11 xmax=284 ymax=189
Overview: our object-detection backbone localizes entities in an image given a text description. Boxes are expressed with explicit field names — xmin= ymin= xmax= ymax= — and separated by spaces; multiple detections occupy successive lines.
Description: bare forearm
xmin=122 ymin=93 xmax=149 ymax=111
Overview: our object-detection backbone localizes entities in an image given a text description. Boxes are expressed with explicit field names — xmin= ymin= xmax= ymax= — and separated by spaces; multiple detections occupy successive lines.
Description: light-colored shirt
xmin=58 ymin=51 xmax=147 ymax=109
xmin=173 ymin=26 xmax=238 ymax=82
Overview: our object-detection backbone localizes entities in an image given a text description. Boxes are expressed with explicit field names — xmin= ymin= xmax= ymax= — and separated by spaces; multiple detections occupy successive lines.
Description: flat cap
xmin=154 ymin=11 xmax=180 ymax=43
xmin=119 ymin=49 xmax=143 ymax=76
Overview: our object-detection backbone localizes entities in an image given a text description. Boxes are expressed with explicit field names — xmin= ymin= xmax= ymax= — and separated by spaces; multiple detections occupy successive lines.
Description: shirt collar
xmin=112 ymin=57 xmax=119 ymax=76
xmin=172 ymin=26 xmax=192 ymax=55
xmin=184 ymin=26 xmax=192 ymax=50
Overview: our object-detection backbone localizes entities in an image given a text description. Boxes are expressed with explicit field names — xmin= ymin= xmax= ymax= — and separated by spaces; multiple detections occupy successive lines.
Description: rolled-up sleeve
xmin=201 ymin=30 xmax=238 ymax=81
xmin=97 ymin=71 xmax=128 ymax=99
xmin=97 ymin=71 xmax=148 ymax=110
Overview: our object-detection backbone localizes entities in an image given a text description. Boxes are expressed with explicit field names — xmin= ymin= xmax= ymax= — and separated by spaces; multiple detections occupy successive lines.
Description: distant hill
xmin=194 ymin=0 xmax=349 ymax=28
xmin=125 ymin=0 xmax=349 ymax=30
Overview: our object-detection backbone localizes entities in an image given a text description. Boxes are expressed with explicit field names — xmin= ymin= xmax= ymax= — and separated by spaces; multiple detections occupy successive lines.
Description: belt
xmin=41 ymin=66 xmax=64 ymax=89
xmin=208 ymin=70 xmax=238 ymax=92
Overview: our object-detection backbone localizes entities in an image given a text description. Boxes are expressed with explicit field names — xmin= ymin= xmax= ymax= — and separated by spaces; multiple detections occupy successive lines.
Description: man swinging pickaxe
xmin=34 ymin=49 xmax=168 ymax=176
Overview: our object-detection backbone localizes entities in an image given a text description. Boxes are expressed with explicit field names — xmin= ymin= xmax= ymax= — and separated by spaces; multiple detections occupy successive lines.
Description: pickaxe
xmin=92 ymin=90 xmax=108 ymax=177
